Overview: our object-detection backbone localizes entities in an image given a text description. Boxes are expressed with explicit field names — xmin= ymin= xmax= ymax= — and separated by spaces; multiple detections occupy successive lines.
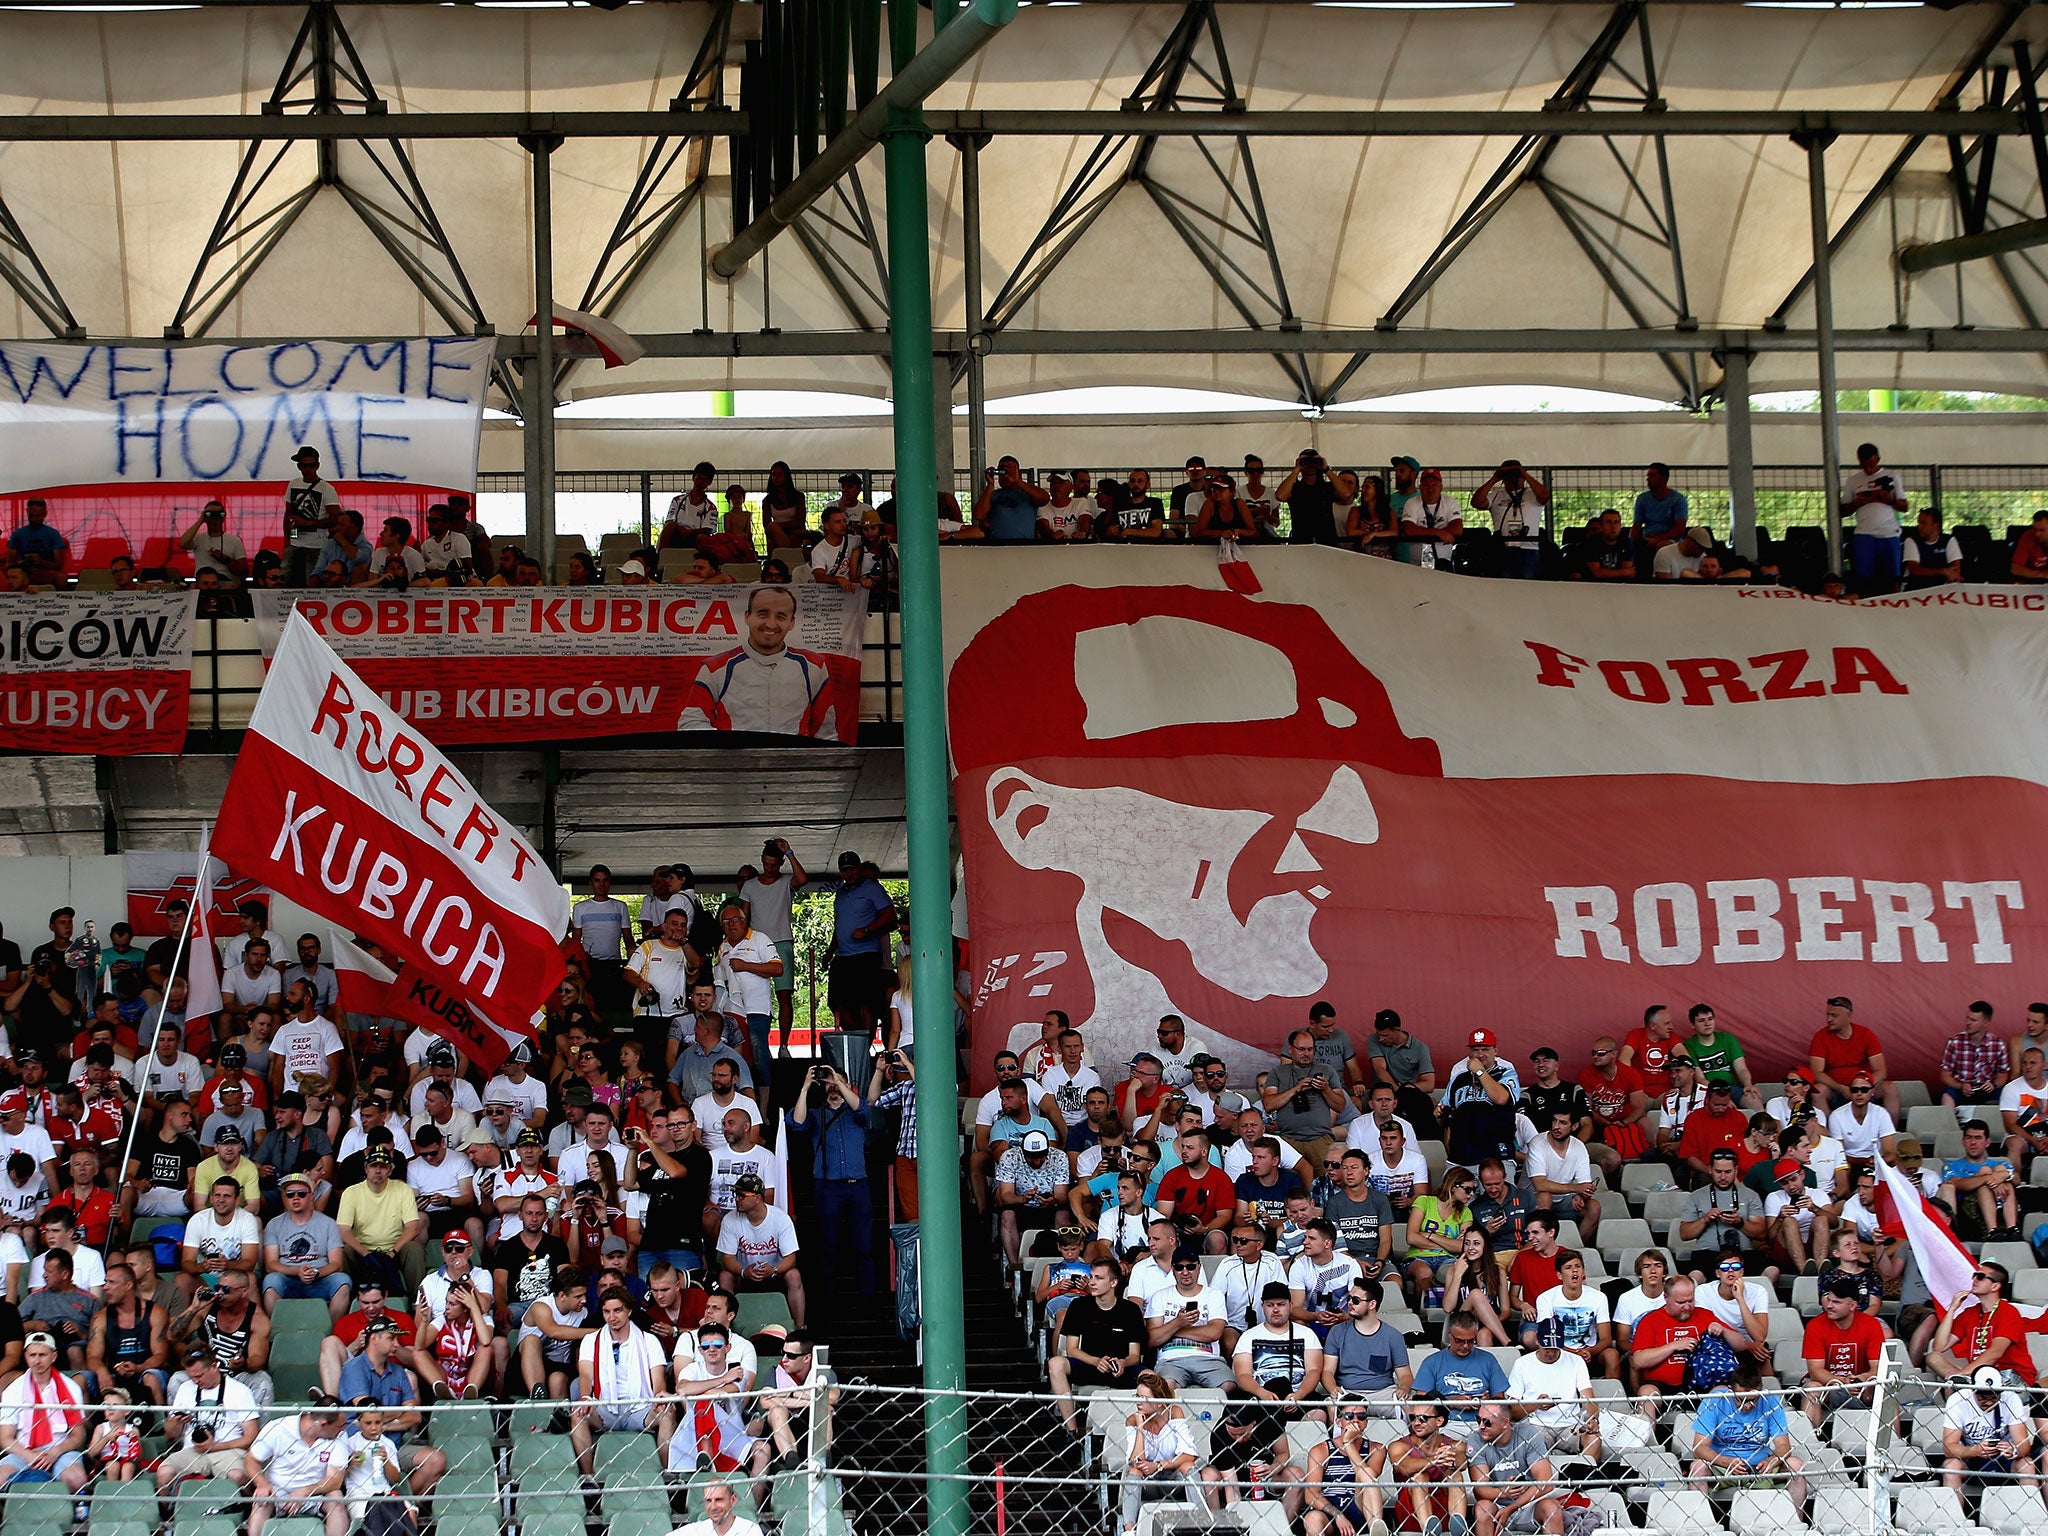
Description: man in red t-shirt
xmin=1807 ymin=997 xmax=1899 ymax=1119
xmin=1579 ymin=1037 xmax=1650 ymax=1169
xmin=1154 ymin=1129 xmax=1236 ymax=1254
xmin=1629 ymin=1277 xmax=1747 ymax=1416
xmin=1677 ymin=1082 xmax=1748 ymax=1177
xmin=1801 ymin=1278 xmax=1888 ymax=1427
xmin=2011 ymin=509 xmax=2048 ymax=584
xmin=1114 ymin=1054 xmax=1170 ymax=1131
xmin=318 ymin=1276 xmax=417 ymax=1397
xmin=1506 ymin=1211 xmax=1563 ymax=1320
xmin=1928 ymin=1261 xmax=2037 ymax=1386
xmin=1621 ymin=1006 xmax=1678 ymax=1096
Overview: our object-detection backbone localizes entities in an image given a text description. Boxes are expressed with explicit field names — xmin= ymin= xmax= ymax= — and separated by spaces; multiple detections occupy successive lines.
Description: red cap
xmin=1784 ymin=1067 xmax=1814 ymax=1085
xmin=1773 ymin=1158 xmax=1803 ymax=1180
xmin=0 ymin=1090 xmax=25 ymax=1113
xmin=1469 ymin=1029 xmax=1498 ymax=1048
xmin=1849 ymin=1071 xmax=1874 ymax=1087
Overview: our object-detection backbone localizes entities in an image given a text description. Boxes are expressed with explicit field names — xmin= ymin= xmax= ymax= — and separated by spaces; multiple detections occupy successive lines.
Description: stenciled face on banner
xmin=950 ymin=586 xmax=1442 ymax=1073
xmin=947 ymin=563 xmax=2048 ymax=1085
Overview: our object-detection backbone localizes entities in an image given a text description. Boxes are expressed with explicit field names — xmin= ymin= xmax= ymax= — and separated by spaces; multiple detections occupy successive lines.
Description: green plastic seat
xmin=511 ymin=1434 xmax=579 ymax=1475
xmin=1 ymin=1483 xmax=73 ymax=1532
xmin=170 ymin=1477 xmax=237 ymax=1527
xmin=595 ymin=1433 xmax=662 ymax=1480
xmin=173 ymin=1517 xmax=238 ymax=1536
xmin=521 ymin=1510 xmax=587 ymax=1536
xmin=736 ymin=1293 xmax=794 ymax=1338
xmin=435 ymin=1512 xmax=502 ymax=1536
xmin=91 ymin=1483 xmax=161 ymax=1520
xmin=435 ymin=1406 xmax=495 ymax=1438
xmin=506 ymin=1399 xmax=555 ymax=1436
xmin=268 ymin=1331 xmax=325 ymax=1365
xmin=271 ymin=1299 xmax=333 ymax=1338
xmin=268 ymin=1517 xmax=328 ymax=1536
xmin=440 ymin=1434 xmax=499 ymax=1472
xmin=602 ymin=1511 xmax=674 ymax=1536
xmin=270 ymin=1359 xmax=321 ymax=1405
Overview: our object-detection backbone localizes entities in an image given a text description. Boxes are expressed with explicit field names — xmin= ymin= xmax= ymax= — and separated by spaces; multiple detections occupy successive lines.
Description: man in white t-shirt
xmin=1038 ymin=1029 xmax=1105 ymax=1130
xmin=1524 ymin=1110 xmax=1601 ymax=1240
xmin=282 ymin=446 xmax=340 ymax=588
xmin=1145 ymin=1250 xmax=1229 ymax=1386
xmin=554 ymin=1104 xmax=629 ymax=1190
xmin=737 ymin=839 xmax=806 ymax=1040
xmin=1508 ymin=1318 xmax=1598 ymax=1458
xmin=1287 ymin=1221 xmax=1365 ymax=1337
xmin=223 ymin=939 xmax=284 ymax=1025
xmin=714 ymin=901 xmax=783 ymax=1106
xmin=247 ymin=1405 xmax=350 ymax=1536
xmin=1532 ymin=1252 xmax=1618 ymax=1379
xmin=714 ymin=1175 xmax=803 ymax=1325
xmin=572 ymin=1290 xmax=674 ymax=1471
xmin=483 ymin=1044 xmax=550 ymax=1130
xmin=808 ymin=503 xmax=872 ymax=594
xmin=1762 ymin=1158 xmax=1834 ymax=1275
xmin=707 ymin=1116 xmax=773 ymax=1211
xmin=184 ymin=1177 xmax=262 ymax=1275
xmin=158 ymin=1347 xmax=263 ymax=1485
xmin=270 ymin=996 xmax=344 ymax=1097
xmin=1840 ymin=441 xmax=1907 ymax=588
xmin=1364 ymin=1122 xmax=1430 ymax=1216
xmin=133 ymin=1029 xmax=206 ymax=1111
xmin=628 ymin=909 xmax=697 ymax=1047
xmin=416 ymin=503 xmax=473 ymax=582
xmin=1694 ymin=1253 xmax=1772 ymax=1349
xmin=1470 ymin=460 xmax=1549 ymax=579
xmin=179 ymin=502 xmax=249 ymax=581
xmin=692 ymin=1066 xmax=763 ymax=1157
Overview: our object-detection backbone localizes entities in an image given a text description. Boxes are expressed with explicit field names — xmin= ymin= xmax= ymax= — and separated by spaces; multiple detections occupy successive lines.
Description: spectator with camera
xmin=156 ymin=1344 xmax=262 ymax=1487
xmin=1264 ymin=1031 xmax=1346 ymax=1168
xmin=1277 ymin=450 xmax=1339 ymax=546
xmin=788 ymin=1060 xmax=872 ymax=1300
xmin=168 ymin=1265 xmax=273 ymax=1405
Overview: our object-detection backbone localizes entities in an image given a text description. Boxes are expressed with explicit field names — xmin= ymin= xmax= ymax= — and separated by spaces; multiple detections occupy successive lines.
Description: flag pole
xmin=106 ymin=827 xmax=210 ymax=1255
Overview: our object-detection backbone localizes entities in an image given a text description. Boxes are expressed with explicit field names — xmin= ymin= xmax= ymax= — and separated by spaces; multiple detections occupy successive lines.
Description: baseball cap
xmin=440 ymin=1234 xmax=471 ymax=1252
xmin=1391 ymin=454 xmax=1422 ymax=475
xmin=364 ymin=1316 xmax=400 ymax=1336
xmin=1216 ymin=1091 xmax=1249 ymax=1115
xmin=22 ymin=1331 xmax=57 ymax=1351
xmin=1021 ymin=1130 xmax=1051 ymax=1154
xmin=1896 ymin=1137 xmax=1924 ymax=1161
xmin=837 ymin=851 xmax=862 ymax=870
xmin=507 ymin=1042 xmax=533 ymax=1066
xmin=275 ymin=1091 xmax=306 ymax=1111
xmin=0 ymin=1090 xmax=26 ymax=1113
xmin=214 ymin=1125 xmax=245 ymax=1144
xmin=1533 ymin=1317 xmax=1562 ymax=1349
xmin=457 ymin=1129 xmax=496 ymax=1150
xmin=563 ymin=1083 xmax=595 ymax=1108
xmin=619 ymin=559 xmax=647 ymax=578
xmin=1849 ymin=1071 xmax=1874 ymax=1087
xmin=1773 ymin=1158 xmax=1803 ymax=1181
xmin=1186 ymin=1053 xmax=1218 ymax=1071
xmin=1706 ymin=1080 xmax=1735 ymax=1095
xmin=220 ymin=1044 xmax=248 ymax=1069
xmin=280 ymin=1172 xmax=314 ymax=1192
xmin=733 ymin=1173 xmax=766 ymax=1196
xmin=1784 ymin=1067 xmax=1815 ymax=1085
xmin=601 ymin=1235 xmax=629 ymax=1255
xmin=424 ymin=1042 xmax=457 ymax=1068
xmin=1529 ymin=1046 xmax=1559 ymax=1062
xmin=1468 ymin=1029 xmax=1497 ymax=1048
xmin=1973 ymin=1365 xmax=2006 ymax=1393
xmin=365 ymin=1146 xmax=395 ymax=1166
xmin=516 ymin=1127 xmax=545 ymax=1148
xmin=219 ymin=1078 xmax=246 ymax=1096
xmin=1260 ymin=1282 xmax=1292 ymax=1303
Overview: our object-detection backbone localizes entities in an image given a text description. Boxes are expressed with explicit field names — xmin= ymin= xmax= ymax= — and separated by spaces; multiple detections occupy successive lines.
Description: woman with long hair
xmin=1403 ymin=1167 xmax=1478 ymax=1311
xmin=761 ymin=461 xmax=809 ymax=550
xmin=1118 ymin=1372 xmax=1215 ymax=1530
xmin=1346 ymin=474 xmax=1396 ymax=555
xmin=1437 ymin=1223 xmax=1514 ymax=1346
xmin=1192 ymin=475 xmax=1257 ymax=542
xmin=565 ymin=550 xmax=602 ymax=586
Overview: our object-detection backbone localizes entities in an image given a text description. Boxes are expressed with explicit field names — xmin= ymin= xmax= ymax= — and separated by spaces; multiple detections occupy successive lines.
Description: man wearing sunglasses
xmin=1319 ymin=1279 xmax=1411 ymax=1416
xmin=261 ymin=1172 xmax=351 ymax=1323
xmin=755 ymin=1330 xmax=838 ymax=1467
xmin=1146 ymin=1249 xmax=1230 ymax=1388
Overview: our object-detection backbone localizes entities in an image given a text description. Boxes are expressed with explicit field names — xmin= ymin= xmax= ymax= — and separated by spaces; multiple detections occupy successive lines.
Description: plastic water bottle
xmin=1419 ymin=544 xmax=1437 ymax=570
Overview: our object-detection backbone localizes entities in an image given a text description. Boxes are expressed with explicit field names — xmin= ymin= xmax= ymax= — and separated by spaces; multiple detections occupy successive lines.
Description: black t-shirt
xmin=137 ymin=1132 xmax=205 ymax=1192
xmin=1116 ymin=496 xmax=1165 ymax=533
xmin=1578 ymin=536 xmax=1633 ymax=574
xmin=635 ymin=1144 xmax=713 ymax=1249
xmin=0 ymin=938 xmax=21 ymax=977
xmin=1060 ymin=1297 xmax=1146 ymax=1368
xmin=0 ymin=1299 xmax=22 ymax=1353
xmin=1287 ymin=481 xmax=1339 ymax=545
xmin=491 ymin=1233 xmax=574 ymax=1314
xmin=1521 ymin=1082 xmax=1590 ymax=1131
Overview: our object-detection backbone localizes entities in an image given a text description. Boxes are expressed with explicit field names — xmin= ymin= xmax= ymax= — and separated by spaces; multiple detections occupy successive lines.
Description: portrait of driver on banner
xmin=948 ymin=585 xmax=1444 ymax=1078
xmin=679 ymin=584 xmax=844 ymax=739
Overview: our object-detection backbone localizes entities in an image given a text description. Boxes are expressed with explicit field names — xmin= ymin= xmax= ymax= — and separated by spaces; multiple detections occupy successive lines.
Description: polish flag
xmin=183 ymin=840 xmax=225 ymax=1027
xmin=537 ymin=304 xmax=646 ymax=368
xmin=1217 ymin=537 xmax=1263 ymax=596
xmin=1876 ymin=1158 xmax=2047 ymax=1324
xmin=330 ymin=931 xmax=397 ymax=1018
xmin=212 ymin=610 xmax=568 ymax=1070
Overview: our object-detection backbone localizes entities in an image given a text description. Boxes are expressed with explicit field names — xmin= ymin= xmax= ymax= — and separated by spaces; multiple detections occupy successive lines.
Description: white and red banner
xmin=251 ymin=586 xmax=867 ymax=746
xmin=2 ymin=592 xmax=193 ymax=753
xmin=944 ymin=548 xmax=2048 ymax=1087
xmin=184 ymin=839 xmax=225 ymax=1025
xmin=0 ymin=338 xmax=490 ymax=491
xmin=124 ymin=851 xmax=263 ymax=939
xmin=212 ymin=610 xmax=568 ymax=1069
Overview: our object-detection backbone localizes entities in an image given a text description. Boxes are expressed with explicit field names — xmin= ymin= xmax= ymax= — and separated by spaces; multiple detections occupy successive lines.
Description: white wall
xmin=0 ymin=853 xmax=344 ymax=964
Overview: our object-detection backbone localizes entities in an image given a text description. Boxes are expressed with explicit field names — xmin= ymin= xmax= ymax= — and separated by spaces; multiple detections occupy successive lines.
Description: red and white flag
xmin=182 ymin=839 xmax=225 ymax=1027
xmin=1216 ymin=537 xmax=1263 ymax=596
xmin=540 ymin=304 xmax=645 ymax=369
xmin=1876 ymin=1157 xmax=1975 ymax=1318
xmin=212 ymin=610 xmax=567 ymax=1069
xmin=330 ymin=930 xmax=397 ymax=1018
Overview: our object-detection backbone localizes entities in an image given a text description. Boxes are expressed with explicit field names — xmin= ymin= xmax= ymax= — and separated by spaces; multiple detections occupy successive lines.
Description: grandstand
xmin=9 ymin=2 xmax=2048 ymax=1535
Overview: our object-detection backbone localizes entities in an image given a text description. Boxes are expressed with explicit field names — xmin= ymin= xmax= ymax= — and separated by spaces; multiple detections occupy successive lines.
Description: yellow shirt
xmin=193 ymin=1154 xmax=260 ymax=1206
xmin=338 ymin=1179 xmax=420 ymax=1252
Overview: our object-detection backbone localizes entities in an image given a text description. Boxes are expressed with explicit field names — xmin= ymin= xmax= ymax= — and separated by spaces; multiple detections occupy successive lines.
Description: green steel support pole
xmin=885 ymin=5 xmax=968 ymax=1531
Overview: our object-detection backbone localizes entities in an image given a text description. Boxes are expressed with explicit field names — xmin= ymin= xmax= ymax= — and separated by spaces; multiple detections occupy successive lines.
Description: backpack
xmin=1686 ymin=1334 xmax=1741 ymax=1392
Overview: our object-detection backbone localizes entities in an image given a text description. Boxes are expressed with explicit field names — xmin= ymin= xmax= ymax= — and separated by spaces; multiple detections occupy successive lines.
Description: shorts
xmin=772 ymin=941 xmax=794 ymax=994
xmin=1408 ymin=1252 xmax=1460 ymax=1277
xmin=829 ymin=952 xmax=885 ymax=1015
xmin=1 ymin=1449 xmax=85 ymax=1480
xmin=265 ymin=1272 xmax=350 ymax=1302
xmin=1156 ymin=1355 xmax=1233 ymax=1389
xmin=158 ymin=1446 xmax=248 ymax=1482
xmin=1850 ymin=534 xmax=1902 ymax=582
xmin=1500 ymin=1497 xmax=1547 ymax=1533
xmin=1808 ymin=1383 xmax=1874 ymax=1415
xmin=584 ymin=1400 xmax=652 ymax=1434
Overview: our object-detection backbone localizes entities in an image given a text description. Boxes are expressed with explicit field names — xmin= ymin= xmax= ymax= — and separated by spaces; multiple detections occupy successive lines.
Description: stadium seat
xmin=521 ymin=1511 xmax=586 ymax=1536
xmin=1728 ymin=1489 xmax=1809 ymax=1535
xmin=1234 ymin=1504 xmax=1293 ymax=1536
xmin=1808 ymin=1489 xmax=1879 ymax=1535
xmin=2010 ymin=1271 xmax=2048 ymax=1304
xmin=272 ymin=1298 xmax=333 ymax=1337
xmin=1620 ymin=1164 xmax=1671 ymax=1199
xmin=267 ymin=1517 xmax=326 ymax=1536
xmin=1647 ymin=1489 xmax=1724 ymax=1536
xmin=1893 ymin=1485 xmax=1976 ymax=1533
xmin=439 ymin=1514 xmax=502 ymax=1536
xmin=513 ymin=1434 xmax=580 ymax=1475
xmin=1896 ymin=1080 xmax=1933 ymax=1110
xmin=722 ymin=563 xmax=764 ymax=582
xmin=1978 ymin=1484 xmax=2040 ymax=1535
xmin=1597 ymin=1217 xmax=1652 ymax=1260
xmin=1 ymin=1485 xmax=71 ymax=1534
xmin=739 ymin=1292 xmax=795 ymax=1337
xmin=90 ymin=1482 xmax=161 ymax=1528
xmin=604 ymin=1512 xmax=675 ymax=1536
xmin=1908 ymin=1106 xmax=1961 ymax=1142
xmin=597 ymin=1432 xmax=663 ymax=1481
xmin=1643 ymin=1190 xmax=1689 ymax=1225
xmin=1829 ymin=1407 xmax=1874 ymax=1451
xmin=1978 ymin=1242 xmax=2037 ymax=1272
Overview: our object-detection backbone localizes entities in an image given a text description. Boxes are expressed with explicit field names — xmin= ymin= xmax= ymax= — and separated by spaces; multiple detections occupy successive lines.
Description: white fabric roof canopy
xmin=3 ymin=1 xmax=2047 ymax=407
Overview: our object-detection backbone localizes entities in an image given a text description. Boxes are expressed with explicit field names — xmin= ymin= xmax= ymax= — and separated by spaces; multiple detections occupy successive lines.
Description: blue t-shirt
xmin=1633 ymin=488 xmax=1689 ymax=539
xmin=1692 ymin=1387 xmax=1787 ymax=1463
xmin=337 ymin=1355 xmax=415 ymax=1426
xmin=8 ymin=524 xmax=65 ymax=563
xmin=1411 ymin=1345 xmax=1508 ymax=1422
xmin=986 ymin=485 xmax=1040 ymax=542
xmin=832 ymin=879 xmax=896 ymax=955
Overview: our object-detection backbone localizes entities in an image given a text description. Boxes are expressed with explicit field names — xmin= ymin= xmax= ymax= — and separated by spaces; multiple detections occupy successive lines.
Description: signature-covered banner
xmin=0 ymin=338 xmax=491 ymax=490
xmin=252 ymin=585 xmax=866 ymax=745
xmin=943 ymin=547 xmax=2048 ymax=1085
xmin=1 ymin=592 xmax=193 ymax=753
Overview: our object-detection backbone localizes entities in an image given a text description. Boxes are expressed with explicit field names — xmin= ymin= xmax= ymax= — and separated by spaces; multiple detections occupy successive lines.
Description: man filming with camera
xmin=788 ymin=1060 xmax=873 ymax=1303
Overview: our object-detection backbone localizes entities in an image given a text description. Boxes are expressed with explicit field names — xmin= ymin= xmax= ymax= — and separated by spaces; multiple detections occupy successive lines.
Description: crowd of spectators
xmin=12 ymin=441 xmax=2048 ymax=601
xmin=5 ymin=850 xmax=2048 ymax=1533
xmin=1001 ymin=997 xmax=2048 ymax=1531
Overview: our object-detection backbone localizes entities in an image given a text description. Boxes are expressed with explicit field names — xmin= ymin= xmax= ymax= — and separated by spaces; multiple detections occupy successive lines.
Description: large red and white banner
xmin=2 ymin=592 xmax=192 ymax=753
xmin=251 ymin=587 xmax=867 ymax=746
xmin=125 ymin=850 xmax=263 ymax=939
xmin=944 ymin=548 xmax=2048 ymax=1086
xmin=213 ymin=611 xmax=568 ymax=1068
